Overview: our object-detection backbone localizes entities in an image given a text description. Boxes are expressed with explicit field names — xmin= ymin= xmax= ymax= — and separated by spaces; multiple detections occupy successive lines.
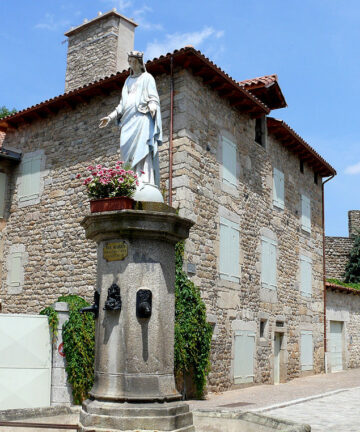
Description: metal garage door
xmin=0 ymin=314 xmax=51 ymax=409
xmin=330 ymin=321 xmax=343 ymax=372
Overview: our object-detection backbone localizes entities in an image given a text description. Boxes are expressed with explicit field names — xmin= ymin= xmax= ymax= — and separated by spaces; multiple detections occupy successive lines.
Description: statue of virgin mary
xmin=99 ymin=51 xmax=163 ymax=202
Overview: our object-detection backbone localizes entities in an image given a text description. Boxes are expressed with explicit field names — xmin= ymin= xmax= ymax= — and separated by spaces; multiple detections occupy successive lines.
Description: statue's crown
xmin=128 ymin=50 xmax=144 ymax=59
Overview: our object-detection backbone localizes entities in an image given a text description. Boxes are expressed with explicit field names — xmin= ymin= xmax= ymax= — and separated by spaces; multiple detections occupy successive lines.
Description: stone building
xmin=324 ymin=210 xmax=360 ymax=373
xmin=0 ymin=10 xmax=336 ymax=391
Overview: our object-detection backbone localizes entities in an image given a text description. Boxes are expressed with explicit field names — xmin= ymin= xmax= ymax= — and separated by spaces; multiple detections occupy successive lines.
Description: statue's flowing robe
xmin=109 ymin=72 xmax=162 ymax=170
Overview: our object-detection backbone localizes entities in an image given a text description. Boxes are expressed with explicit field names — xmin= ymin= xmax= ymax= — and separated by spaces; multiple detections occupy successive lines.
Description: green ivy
xmin=174 ymin=241 xmax=213 ymax=398
xmin=40 ymin=295 xmax=95 ymax=405
xmin=40 ymin=306 xmax=59 ymax=343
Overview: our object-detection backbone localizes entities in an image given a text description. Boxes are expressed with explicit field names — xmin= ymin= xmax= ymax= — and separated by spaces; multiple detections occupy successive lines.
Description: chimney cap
xmin=64 ymin=9 xmax=137 ymax=37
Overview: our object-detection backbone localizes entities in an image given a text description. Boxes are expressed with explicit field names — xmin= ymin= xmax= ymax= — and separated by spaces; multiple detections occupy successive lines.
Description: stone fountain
xmin=79 ymin=205 xmax=195 ymax=431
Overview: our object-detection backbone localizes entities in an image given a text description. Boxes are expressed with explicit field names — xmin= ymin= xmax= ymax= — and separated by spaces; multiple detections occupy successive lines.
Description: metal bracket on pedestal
xmin=104 ymin=283 xmax=122 ymax=311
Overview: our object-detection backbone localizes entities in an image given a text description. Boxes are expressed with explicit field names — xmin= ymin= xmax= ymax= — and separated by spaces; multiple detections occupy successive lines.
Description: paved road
xmin=266 ymin=387 xmax=360 ymax=432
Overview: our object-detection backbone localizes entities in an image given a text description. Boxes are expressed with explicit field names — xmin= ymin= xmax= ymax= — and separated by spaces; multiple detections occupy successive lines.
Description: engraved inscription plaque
xmin=103 ymin=242 xmax=128 ymax=262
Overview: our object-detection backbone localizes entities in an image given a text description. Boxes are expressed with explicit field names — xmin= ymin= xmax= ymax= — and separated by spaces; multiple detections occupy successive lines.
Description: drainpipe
xmin=168 ymin=55 xmax=174 ymax=206
xmin=322 ymin=174 xmax=335 ymax=372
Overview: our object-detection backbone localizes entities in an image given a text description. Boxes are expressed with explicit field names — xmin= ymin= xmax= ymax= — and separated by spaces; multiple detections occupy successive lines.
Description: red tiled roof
xmin=239 ymin=74 xmax=278 ymax=88
xmin=239 ymin=74 xmax=287 ymax=110
xmin=0 ymin=46 xmax=269 ymax=132
xmin=267 ymin=117 xmax=336 ymax=177
xmin=326 ymin=281 xmax=360 ymax=295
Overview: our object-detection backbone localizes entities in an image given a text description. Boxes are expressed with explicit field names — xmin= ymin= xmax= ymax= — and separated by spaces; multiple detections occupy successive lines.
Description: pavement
xmin=188 ymin=368 xmax=360 ymax=412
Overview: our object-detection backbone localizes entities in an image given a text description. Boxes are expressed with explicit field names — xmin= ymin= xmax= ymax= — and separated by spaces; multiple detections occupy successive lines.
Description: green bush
xmin=344 ymin=233 xmax=360 ymax=283
xmin=327 ymin=278 xmax=360 ymax=290
xmin=174 ymin=242 xmax=213 ymax=398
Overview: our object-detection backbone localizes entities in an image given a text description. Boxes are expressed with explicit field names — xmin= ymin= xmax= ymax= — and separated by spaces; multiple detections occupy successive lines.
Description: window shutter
xmin=273 ymin=168 xmax=284 ymax=209
xmin=300 ymin=255 xmax=312 ymax=297
xmin=0 ymin=172 xmax=6 ymax=218
xmin=261 ymin=236 xmax=277 ymax=290
xmin=19 ymin=155 xmax=41 ymax=202
xmin=300 ymin=331 xmax=313 ymax=370
xmin=301 ymin=195 xmax=311 ymax=233
xmin=222 ymin=137 xmax=237 ymax=186
xmin=9 ymin=253 xmax=22 ymax=287
xmin=234 ymin=330 xmax=255 ymax=384
xmin=220 ymin=217 xmax=240 ymax=282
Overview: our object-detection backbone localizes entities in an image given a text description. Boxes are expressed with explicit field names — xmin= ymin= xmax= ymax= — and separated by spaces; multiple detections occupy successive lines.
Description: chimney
xmin=64 ymin=10 xmax=137 ymax=92
xmin=348 ymin=210 xmax=360 ymax=238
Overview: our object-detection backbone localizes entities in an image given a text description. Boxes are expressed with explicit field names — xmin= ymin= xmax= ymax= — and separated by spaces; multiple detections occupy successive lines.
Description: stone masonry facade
xmin=325 ymin=211 xmax=360 ymax=280
xmin=0 ymin=13 xmax=332 ymax=392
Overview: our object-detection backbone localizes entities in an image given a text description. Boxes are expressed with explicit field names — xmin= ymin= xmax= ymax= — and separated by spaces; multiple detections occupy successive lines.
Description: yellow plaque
xmin=103 ymin=242 xmax=128 ymax=262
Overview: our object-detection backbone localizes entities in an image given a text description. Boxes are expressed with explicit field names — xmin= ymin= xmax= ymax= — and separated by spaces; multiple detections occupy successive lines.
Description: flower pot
xmin=90 ymin=197 xmax=134 ymax=213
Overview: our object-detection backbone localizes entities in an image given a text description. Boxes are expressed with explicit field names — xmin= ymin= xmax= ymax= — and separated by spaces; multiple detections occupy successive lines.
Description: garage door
xmin=329 ymin=321 xmax=343 ymax=372
xmin=0 ymin=314 xmax=51 ymax=409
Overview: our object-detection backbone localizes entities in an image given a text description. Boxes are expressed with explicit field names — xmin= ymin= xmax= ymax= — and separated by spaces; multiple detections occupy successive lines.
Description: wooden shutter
xmin=9 ymin=253 xmax=22 ymax=287
xmin=300 ymin=331 xmax=313 ymax=370
xmin=19 ymin=155 xmax=41 ymax=202
xmin=234 ymin=330 xmax=255 ymax=384
xmin=300 ymin=255 xmax=312 ymax=297
xmin=261 ymin=236 xmax=277 ymax=290
xmin=0 ymin=172 xmax=6 ymax=218
xmin=301 ymin=194 xmax=311 ymax=233
xmin=220 ymin=217 xmax=240 ymax=282
xmin=222 ymin=137 xmax=237 ymax=186
xmin=273 ymin=168 xmax=284 ymax=209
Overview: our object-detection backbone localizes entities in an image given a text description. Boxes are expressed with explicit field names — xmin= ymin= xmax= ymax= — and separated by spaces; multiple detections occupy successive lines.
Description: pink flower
xmin=83 ymin=177 xmax=92 ymax=185
xmin=117 ymin=161 xmax=124 ymax=165
xmin=119 ymin=177 xmax=124 ymax=183
xmin=96 ymin=164 xmax=102 ymax=169
xmin=136 ymin=181 xmax=139 ymax=186
xmin=87 ymin=165 xmax=95 ymax=171
xmin=140 ymin=170 xmax=145 ymax=175
xmin=75 ymin=173 xmax=81 ymax=179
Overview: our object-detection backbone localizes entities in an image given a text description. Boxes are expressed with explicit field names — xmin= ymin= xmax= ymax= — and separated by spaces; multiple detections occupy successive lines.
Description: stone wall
xmin=326 ymin=289 xmax=360 ymax=370
xmin=0 ymin=68 xmax=325 ymax=391
xmin=349 ymin=210 xmax=360 ymax=238
xmin=64 ymin=11 xmax=136 ymax=92
xmin=325 ymin=236 xmax=353 ymax=280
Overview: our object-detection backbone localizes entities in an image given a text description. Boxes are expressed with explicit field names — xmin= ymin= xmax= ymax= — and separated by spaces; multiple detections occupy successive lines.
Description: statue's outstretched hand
xmin=99 ymin=116 xmax=111 ymax=128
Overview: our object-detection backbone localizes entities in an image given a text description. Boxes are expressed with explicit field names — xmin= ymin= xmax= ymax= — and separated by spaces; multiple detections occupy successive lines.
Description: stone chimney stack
xmin=348 ymin=210 xmax=360 ymax=237
xmin=64 ymin=10 xmax=137 ymax=92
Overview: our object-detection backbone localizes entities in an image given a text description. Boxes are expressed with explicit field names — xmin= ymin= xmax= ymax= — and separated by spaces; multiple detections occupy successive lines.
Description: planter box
xmin=90 ymin=197 xmax=134 ymax=213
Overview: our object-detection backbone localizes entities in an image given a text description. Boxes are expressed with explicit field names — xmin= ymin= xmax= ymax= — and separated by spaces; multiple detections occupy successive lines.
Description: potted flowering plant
xmin=77 ymin=162 xmax=139 ymax=213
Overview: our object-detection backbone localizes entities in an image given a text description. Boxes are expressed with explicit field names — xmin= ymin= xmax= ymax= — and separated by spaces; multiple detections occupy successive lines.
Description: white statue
xmin=99 ymin=51 xmax=163 ymax=202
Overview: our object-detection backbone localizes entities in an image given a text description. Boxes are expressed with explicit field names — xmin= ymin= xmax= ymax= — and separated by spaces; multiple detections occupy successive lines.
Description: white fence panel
xmin=0 ymin=314 xmax=51 ymax=410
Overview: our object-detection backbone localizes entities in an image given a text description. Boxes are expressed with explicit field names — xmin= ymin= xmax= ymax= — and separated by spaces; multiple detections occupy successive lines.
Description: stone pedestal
xmin=79 ymin=207 xmax=195 ymax=432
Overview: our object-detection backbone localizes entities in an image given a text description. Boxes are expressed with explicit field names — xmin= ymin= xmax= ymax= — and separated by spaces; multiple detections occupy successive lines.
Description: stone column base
xmin=79 ymin=399 xmax=195 ymax=432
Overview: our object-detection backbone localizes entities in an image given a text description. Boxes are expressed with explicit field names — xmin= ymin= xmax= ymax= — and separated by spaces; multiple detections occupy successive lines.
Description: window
xmin=300 ymin=255 xmax=312 ymax=297
xmin=0 ymin=172 xmax=6 ymax=218
xmin=273 ymin=168 xmax=284 ymax=209
xmin=8 ymin=252 xmax=23 ymax=289
xmin=222 ymin=136 xmax=237 ymax=187
xmin=314 ymin=172 xmax=318 ymax=185
xmin=300 ymin=160 xmax=304 ymax=173
xmin=255 ymin=116 xmax=266 ymax=147
xmin=260 ymin=319 xmax=267 ymax=338
xmin=219 ymin=216 xmax=240 ymax=282
xmin=18 ymin=154 xmax=42 ymax=203
xmin=301 ymin=194 xmax=311 ymax=233
xmin=300 ymin=331 xmax=313 ymax=371
xmin=261 ymin=236 xmax=277 ymax=290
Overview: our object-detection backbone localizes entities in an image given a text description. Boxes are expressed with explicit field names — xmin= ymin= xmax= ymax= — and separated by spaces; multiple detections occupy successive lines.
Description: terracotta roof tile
xmin=239 ymin=74 xmax=278 ymax=88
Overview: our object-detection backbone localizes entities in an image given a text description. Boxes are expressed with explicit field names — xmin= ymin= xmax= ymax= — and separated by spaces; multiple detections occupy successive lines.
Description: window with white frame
xmin=222 ymin=136 xmax=237 ymax=187
xmin=261 ymin=236 xmax=277 ymax=290
xmin=219 ymin=216 xmax=240 ymax=282
xmin=301 ymin=194 xmax=311 ymax=233
xmin=300 ymin=331 xmax=313 ymax=370
xmin=18 ymin=153 xmax=42 ymax=203
xmin=300 ymin=255 xmax=312 ymax=297
xmin=273 ymin=168 xmax=284 ymax=209
xmin=0 ymin=172 xmax=7 ymax=218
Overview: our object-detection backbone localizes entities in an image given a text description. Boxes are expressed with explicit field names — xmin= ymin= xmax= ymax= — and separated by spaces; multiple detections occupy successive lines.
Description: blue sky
xmin=1 ymin=0 xmax=359 ymax=236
